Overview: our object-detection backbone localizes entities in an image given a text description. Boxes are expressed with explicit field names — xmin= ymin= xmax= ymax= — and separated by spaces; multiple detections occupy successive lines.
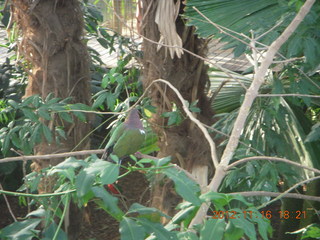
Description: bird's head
xmin=125 ymin=108 xmax=143 ymax=130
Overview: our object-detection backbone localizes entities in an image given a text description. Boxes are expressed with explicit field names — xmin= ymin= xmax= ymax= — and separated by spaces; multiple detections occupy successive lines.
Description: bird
xmin=102 ymin=108 xmax=146 ymax=163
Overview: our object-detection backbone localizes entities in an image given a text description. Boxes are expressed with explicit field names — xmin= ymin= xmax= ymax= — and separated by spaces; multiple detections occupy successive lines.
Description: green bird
xmin=102 ymin=108 xmax=145 ymax=163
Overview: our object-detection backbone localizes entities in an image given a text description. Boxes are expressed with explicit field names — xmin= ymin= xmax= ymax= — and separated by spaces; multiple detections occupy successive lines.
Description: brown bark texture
xmin=141 ymin=0 xmax=214 ymax=217
xmin=12 ymin=0 xmax=91 ymax=170
xmin=12 ymin=0 xmax=91 ymax=238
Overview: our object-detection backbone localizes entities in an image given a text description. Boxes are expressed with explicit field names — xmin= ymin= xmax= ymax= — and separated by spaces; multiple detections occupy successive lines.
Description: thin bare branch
xmin=227 ymin=156 xmax=320 ymax=175
xmin=259 ymin=175 xmax=320 ymax=209
xmin=230 ymin=191 xmax=320 ymax=203
xmin=0 ymin=183 xmax=17 ymax=222
xmin=0 ymin=149 xmax=105 ymax=164
xmin=152 ymin=79 xmax=219 ymax=168
xmin=258 ymin=93 xmax=320 ymax=98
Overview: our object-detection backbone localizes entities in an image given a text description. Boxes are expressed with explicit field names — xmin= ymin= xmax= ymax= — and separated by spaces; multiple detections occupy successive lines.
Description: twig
xmin=230 ymin=191 xmax=320 ymax=203
xmin=0 ymin=183 xmax=17 ymax=222
xmin=258 ymin=93 xmax=320 ymax=98
xmin=259 ymin=175 xmax=320 ymax=209
xmin=203 ymin=124 xmax=264 ymax=156
xmin=0 ymin=189 xmax=76 ymax=198
xmin=152 ymin=79 xmax=219 ymax=168
xmin=0 ymin=149 xmax=105 ymax=164
xmin=227 ymin=156 xmax=320 ymax=175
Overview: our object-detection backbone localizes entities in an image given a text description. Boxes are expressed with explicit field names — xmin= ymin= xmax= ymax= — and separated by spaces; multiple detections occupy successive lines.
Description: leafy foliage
xmin=0 ymin=94 xmax=91 ymax=156
xmin=0 ymin=156 xmax=272 ymax=240
xmin=184 ymin=0 xmax=320 ymax=71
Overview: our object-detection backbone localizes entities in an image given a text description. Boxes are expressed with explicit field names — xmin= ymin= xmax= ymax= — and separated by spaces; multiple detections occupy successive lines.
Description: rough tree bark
xmin=12 ymin=0 xmax=91 ymax=239
xmin=141 ymin=0 xmax=215 ymax=218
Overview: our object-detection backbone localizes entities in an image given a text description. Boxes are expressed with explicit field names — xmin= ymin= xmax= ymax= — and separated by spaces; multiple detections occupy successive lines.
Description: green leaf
xmin=230 ymin=217 xmax=257 ymax=240
xmin=100 ymin=162 xmax=119 ymax=185
xmin=305 ymin=123 xmax=320 ymax=142
xmin=0 ymin=218 xmax=41 ymax=240
xmin=128 ymin=203 xmax=170 ymax=221
xmin=154 ymin=156 xmax=172 ymax=167
xmin=59 ymin=112 xmax=73 ymax=123
xmin=41 ymin=123 xmax=52 ymax=143
xmin=224 ymin=221 xmax=244 ymax=240
xmin=137 ymin=218 xmax=177 ymax=240
xmin=199 ymin=192 xmax=229 ymax=209
xmin=163 ymin=167 xmax=201 ymax=206
xmin=120 ymin=217 xmax=146 ymax=240
xmin=22 ymin=108 xmax=38 ymax=121
xmin=26 ymin=208 xmax=46 ymax=218
xmin=172 ymin=206 xmax=196 ymax=224
xmin=92 ymin=186 xmax=124 ymax=220
xmin=97 ymin=38 xmax=111 ymax=49
xmin=177 ymin=231 xmax=199 ymax=240
xmin=92 ymin=93 xmax=107 ymax=109
xmin=42 ymin=222 xmax=68 ymax=240
xmin=38 ymin=107 xmax=52 ymax=120
xmin=7 ymin=99 xmax=18 ymax=109
xmin=75 ymin=169 xmax=95 ymax=198
xmin=199 ymin=218 xmax=226 ymax=240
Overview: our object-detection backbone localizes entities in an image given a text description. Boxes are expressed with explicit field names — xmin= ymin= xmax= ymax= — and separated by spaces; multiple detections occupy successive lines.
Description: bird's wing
xmin=105 ymin=122 xmax=126 ymax=150
xmin=113 ymin=128 xmax=145 ymax=158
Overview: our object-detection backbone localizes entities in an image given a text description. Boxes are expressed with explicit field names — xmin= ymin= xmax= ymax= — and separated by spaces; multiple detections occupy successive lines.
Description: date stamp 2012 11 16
xmin=211 ymin=210 xmax=307 ymax=220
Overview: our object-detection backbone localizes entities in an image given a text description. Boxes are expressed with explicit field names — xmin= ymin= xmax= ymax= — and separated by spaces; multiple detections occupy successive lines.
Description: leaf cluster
xmin=0 ymin=156 xmax=272 ymax=240
xmin=0 ymin=94 xmax=91 ymax=156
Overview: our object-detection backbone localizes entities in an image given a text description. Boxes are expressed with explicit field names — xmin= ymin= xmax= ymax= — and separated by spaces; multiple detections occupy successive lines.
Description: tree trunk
xmin=12 ymin=0 xmax=91 ymax=239
xmin=141 ymin=0 xmax=214 ymax=218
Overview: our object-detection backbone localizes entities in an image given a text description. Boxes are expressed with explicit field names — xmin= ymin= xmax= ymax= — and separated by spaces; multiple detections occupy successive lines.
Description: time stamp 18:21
xmin=211 ymin=210 xmax=307 ymax=220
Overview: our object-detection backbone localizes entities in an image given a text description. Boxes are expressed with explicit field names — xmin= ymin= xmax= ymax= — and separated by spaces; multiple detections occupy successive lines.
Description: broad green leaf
xmin=154 ymin=156 xmax=172 ymax=167
xmin=231 ymin=217 xmax=257 ymax=240
xmin=92 ymin=186 xmax=124 ymax=220
xmin=100 ymin=162 xmax=119 ymax=185
xmin=305 ymin=123 xmax=320 ymax=142
xmin=199 ymin=218 xmax=226 ymax=240
xmin=120 ymin=217 xmax=146 ymax=240
xmin=199 ymin=192 xmax=229 ymax=209
xmin=92 ymin=93 xmax=107 ymax=109
xmin=224 ymin=221 xmax=244 ymax=240
xmin=163 ymin=167 xmax=201 ymax=206
xmin=177 ymin=231 xmax=199 ymax=240
xmin=75 ymin=169 xmax=95 ymax=198
xmin=41 ymin=123 xmax=52 ymax=143
xmin=38 ymin=107 xmax=51 ymax=120
xmin=171 ymin=206 xmax=196 ymax=224
xmin=7 ymin=99 xmax=18 ymax=109
xmin=128 ymin=203 xmax=170 ymax=221
xmin=22 ymin=108 xmax=38 ymax=121
xmin=138 ymin=218 xmax=177 ymax=240
xmin=42 ymin=222 xmax=68 ymax=240
xmin=0 ymin=218 xmax=41 ymax=240
xmin=59 ymin=112 xmax=73 ymax=123
xmin=26 ymin=208 xmax=46 ymax=218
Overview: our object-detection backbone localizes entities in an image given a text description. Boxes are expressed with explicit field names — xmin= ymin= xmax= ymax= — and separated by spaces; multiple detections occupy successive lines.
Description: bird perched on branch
xmin=102 ymin=108 xmax=145 ymax=163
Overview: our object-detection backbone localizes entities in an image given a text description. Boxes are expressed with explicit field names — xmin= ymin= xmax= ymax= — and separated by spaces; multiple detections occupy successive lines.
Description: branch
xmin=152 ymin=79 xmax=219 ymax=168
xmin=259 ymin=175 xmax=320 ymax=209
xmin=230 ymin=191 xmax=320 ymax=203
xmin=0 ymin=149 xmax=105 ymax=164
xmin=227 ymin=156 xmax=320 ymax=175
xmin=258 ymin=93 xmax=320 ymax=98
xmin=190 ymin=0 xmax=316 ymax=227
xmin=0 ymin=183 xmax=17 ymax=222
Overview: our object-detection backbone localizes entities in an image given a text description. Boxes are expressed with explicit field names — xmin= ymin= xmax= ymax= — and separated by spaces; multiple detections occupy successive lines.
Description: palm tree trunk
xmin=12 ymin=0 xmax=91 ymax=238
xmin=141 ymin=0 xmax=215 ymax=219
